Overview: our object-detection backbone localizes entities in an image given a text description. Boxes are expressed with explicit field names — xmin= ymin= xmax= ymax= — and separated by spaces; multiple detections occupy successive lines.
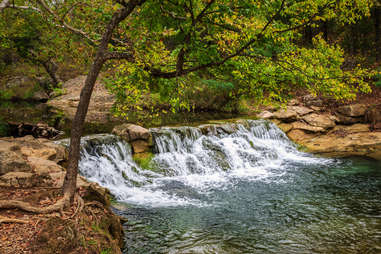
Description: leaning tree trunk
xmin=62 ymin=1 xmax=144 ymax=204
xmin=62 ymin=55 xmax=105 ymax=203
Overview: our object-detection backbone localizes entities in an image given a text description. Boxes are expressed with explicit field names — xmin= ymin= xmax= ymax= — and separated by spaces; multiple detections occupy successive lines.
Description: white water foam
xmin=78 ymin=120 xmax=333 ymax=207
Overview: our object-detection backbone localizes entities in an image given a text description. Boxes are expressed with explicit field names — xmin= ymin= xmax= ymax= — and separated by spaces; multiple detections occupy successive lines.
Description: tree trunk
xmin=62 ymin=55 xmax=105 ymax=203
xmin=62 ymin=1 xmax=145 ymax=204
xmin=40 ymin=59 xmax=62 ymax=87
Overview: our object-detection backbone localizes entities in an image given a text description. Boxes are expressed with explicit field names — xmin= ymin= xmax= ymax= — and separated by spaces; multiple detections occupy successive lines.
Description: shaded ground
xmin=0 ymin=187 xmax=123 ymax=254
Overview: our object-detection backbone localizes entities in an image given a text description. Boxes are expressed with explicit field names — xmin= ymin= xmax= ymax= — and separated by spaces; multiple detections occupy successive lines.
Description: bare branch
xmin=0 ymin=0 xmax=10 ymax=11
xmin=160 ymin=5 xmax=186 ymax=20
xmin=0 ymin=0 xmax=40 ymax=12
xmin=103 ymin=51 xmax=134 ymax=61
xmin=36 ymin=0 xmax=97 ymax=46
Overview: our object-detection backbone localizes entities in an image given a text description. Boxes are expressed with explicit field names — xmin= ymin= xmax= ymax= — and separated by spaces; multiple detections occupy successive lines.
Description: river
xmin=77 ymin=120 xmax=381 ymax=253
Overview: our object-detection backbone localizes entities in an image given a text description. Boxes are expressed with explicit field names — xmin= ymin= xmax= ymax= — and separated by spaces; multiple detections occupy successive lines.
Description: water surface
xmin=78 ymin=120 xmax=381 ymax=253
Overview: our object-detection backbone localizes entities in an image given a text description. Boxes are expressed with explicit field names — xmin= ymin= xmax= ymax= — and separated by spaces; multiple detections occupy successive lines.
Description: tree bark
xmin=62 ymin=0 xmax=145 ymax=204
xmin=40 ymin=59 xmax=61 ymax=87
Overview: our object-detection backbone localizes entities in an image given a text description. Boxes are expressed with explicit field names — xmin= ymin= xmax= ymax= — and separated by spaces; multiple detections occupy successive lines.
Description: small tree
xmin=0 ymin=0 xmax=376 ymax=210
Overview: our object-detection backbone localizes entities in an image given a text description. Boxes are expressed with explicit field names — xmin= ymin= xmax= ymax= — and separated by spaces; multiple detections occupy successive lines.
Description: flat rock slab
xmin=48 ymin=75 xmax=115 ymax=123
xmin=301 ymin=132 xmax=381 ymax=160
xmin=302 ymin=113 xmax=336 ymax=129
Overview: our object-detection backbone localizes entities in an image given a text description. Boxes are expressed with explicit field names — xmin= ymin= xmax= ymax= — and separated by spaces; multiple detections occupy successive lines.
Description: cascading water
xmin=77 ymin=120 xmax=381 ymax=254
xmin=79 ymin=120 xmax=329 ymax=207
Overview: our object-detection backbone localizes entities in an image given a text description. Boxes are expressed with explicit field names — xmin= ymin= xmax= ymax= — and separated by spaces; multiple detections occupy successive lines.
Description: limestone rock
xmin=257 ymin=111 xmax=274 ymax=119
xmin=0 ymin=172 xmax=52 ymax=188
xmin=47 ymin=75 xmax=116 ymax=123
xmin=31 ymin=90 xmax=49 ymax=102
xmin=302 ymin=113 xmax=335 ymax=129
xmin=292 ymin=121 xmax=325 ymax=133
xmin=131 ymin=140 xmax=150 ymax=153
xmin=302 ymin=95 xmax=323 ymax=107
xmin=273 ymin=109 xmax=297 ymax=122
xmin=301 ymin=132 xmax=381 ymax=160
xmin=0 ymin=149 xmax=31 ymax=175
xmin=335 ymin=113 xmax=363 ymax=125
xmin=287 ymin=129 xmax=319 ymax=143
xmin=288 ymin=99 xmax=300 ymax=106
xmin=27 ymin=157 xmax=65 ymax=174
xmin=278 ymin=123 xmax=293 ymax=133
xmin=289 ymin=106 xmax=314 ymax=116
xmin=112 ymin=124 xmax=151 ymax=143
xmin=365 ymin=104 xmax=381 ymax=130
xmin=337 ymin=104 xmax=367 ymax=117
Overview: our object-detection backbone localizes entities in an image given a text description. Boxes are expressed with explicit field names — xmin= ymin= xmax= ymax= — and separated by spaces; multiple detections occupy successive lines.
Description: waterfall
xmin=78 ymin=120 xmax=331 ymax=207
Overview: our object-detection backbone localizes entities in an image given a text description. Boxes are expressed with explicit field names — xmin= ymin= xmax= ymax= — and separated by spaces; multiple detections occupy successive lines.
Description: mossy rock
xmin=132 ymin=152 xmax=164 ymax=174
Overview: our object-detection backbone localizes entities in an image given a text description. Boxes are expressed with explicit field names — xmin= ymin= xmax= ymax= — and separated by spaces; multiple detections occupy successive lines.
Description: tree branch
xmin=151 ymin=0 xmax=287 ymax=78
xmin=103 ymin=51 xmax=134 ymax=61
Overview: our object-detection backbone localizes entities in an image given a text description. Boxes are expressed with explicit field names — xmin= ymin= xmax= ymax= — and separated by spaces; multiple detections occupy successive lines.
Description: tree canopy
xmin=1 ymin=0 xmax=378 ymax=114
xmin=1 ymin=0 xmax=379 ymax=204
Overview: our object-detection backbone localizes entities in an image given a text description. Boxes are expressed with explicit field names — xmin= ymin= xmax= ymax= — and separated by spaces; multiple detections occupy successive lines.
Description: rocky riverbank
xmin=258 ymin=96 xmax=381 ymax=160
xmin=0 ymin=136 xmax=124 ymax=254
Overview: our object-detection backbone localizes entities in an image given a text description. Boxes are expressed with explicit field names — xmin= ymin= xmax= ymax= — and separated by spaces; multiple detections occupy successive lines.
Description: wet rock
xmin=199 ymin=124 xmax=218 ymax=135
xmin=337 ymin=104 xmax=367 ymax=117
xmin=273 ymin=109 xmax=297 ymax=122
xmin=83 ymin=183 xmax=112 ymax=207
xmin=113 ymin=124 xmax=151 ymax=142
xmin=302 ymin=113 xmax=336 ymax=129
xmin=131 ymin=140 xmax=150 ymax=153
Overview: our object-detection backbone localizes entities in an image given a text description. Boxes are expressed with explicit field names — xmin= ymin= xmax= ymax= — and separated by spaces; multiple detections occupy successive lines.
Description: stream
xmin=78 ymin=120 xmax=381 ymax=253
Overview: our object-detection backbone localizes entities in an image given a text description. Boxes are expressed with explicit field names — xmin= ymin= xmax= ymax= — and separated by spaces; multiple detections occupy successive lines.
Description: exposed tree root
xmin=0 ymin=193 xmax=70 ymax=214
xmin=0 ymin=216 xmax=29 ymax=224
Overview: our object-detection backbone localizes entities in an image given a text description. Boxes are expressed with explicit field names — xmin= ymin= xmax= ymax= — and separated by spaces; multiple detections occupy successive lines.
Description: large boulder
xmin=302 ymin=113 xmax=336 ymax=129
xmin=337 ymin=104 xmax=367 ymax=117
xmin=112 ymin=124 xmax=151 ymax=141
xmin=112 ymin=124 xmax=152 ymax=153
